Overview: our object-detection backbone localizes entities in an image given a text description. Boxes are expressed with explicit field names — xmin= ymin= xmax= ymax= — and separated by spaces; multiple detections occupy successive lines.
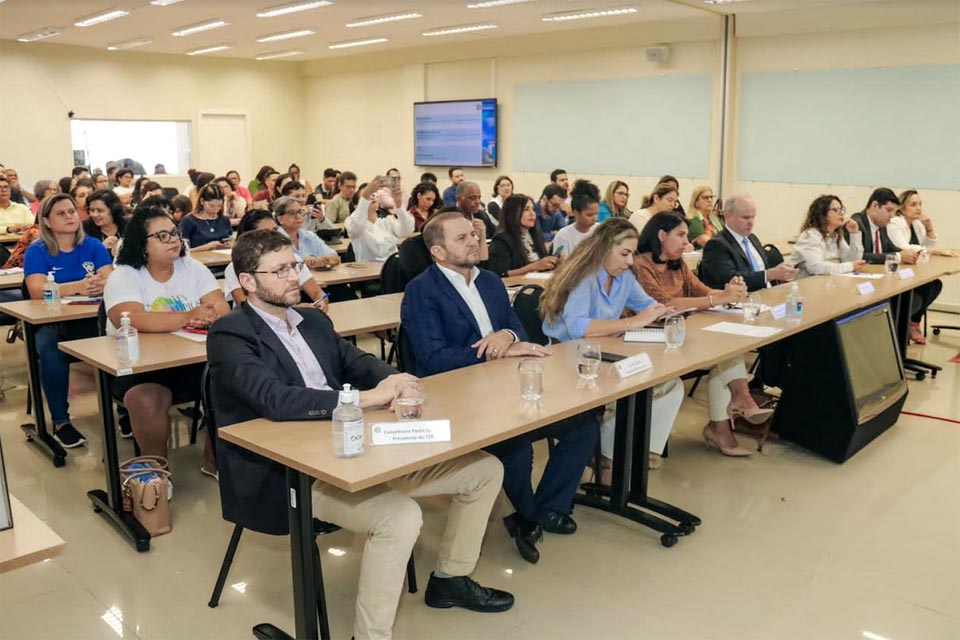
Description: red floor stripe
xmin=901 ymin=410 xmax=960 ymax=426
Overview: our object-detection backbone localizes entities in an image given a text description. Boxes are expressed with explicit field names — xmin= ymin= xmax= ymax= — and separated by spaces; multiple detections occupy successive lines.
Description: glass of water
xmin=577 ymin=342 xmax=602 ymax=381
xmin=663 ymin=315 xmax=686 ymax=350
xmin=742 ymin=293 xmax=762 ymax=323
xmin=518 ymin=359 xmax=544 ymax=401
xmin=394 ymin=381 xmax=424 ymax=421
xmin=885 ymin=253 xmax=900 ymax=274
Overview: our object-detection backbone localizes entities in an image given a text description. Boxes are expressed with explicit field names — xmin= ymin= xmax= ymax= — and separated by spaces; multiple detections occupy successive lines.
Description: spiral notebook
xmin=624 ymin=328 xmax=666 ymax=343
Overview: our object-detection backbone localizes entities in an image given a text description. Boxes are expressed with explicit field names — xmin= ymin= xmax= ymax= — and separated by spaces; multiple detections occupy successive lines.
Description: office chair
xmin=510 ymin=285 xmax=548 ymax=346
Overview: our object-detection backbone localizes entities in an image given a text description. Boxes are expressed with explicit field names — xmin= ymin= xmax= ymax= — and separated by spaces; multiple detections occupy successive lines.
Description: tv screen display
xmin=835 ymin=303 xmax=906 ymax=423
xmin=414 ymin=99 xmax=497 ymax=168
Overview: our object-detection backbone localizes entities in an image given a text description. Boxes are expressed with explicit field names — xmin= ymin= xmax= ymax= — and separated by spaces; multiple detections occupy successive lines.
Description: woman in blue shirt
xmin=273 ymin=196 xmax=339 ymax=269
xmin=24 ymin=194 xmax=113 ymax=448
xmin=541 ymin=217 xmax=683 ymax=477
xmin=179 ymin=183 xmax=233 ymax=252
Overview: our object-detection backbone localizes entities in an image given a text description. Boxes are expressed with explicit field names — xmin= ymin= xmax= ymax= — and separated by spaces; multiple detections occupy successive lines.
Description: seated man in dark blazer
xmin=850 ymin=188 xmax=919 ymax=265
xmin=699 ymin=195 xmax=797 ymax=292
xmin=401 ymin=211 xmax=600 ymax=566
xmin=208 ymin=230 xmax=513 ymax=640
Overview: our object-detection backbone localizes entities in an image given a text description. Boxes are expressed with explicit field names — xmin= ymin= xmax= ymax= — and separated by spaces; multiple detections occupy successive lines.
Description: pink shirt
xmin=249 ymin=303 xmax=331 ymax=391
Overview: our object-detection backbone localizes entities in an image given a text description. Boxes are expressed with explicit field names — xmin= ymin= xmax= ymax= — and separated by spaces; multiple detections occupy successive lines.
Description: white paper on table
xmin=708 ymin=304 xmax=772 ymax=316
xmin=370 ymin=420 xmax=451 ymax=445
xmin=172 ymin=329 xmax=207 ymax=342
xmin=0 ymin=267 xmax=24 ymax=275
xmin=63 ymin=296 xmax=102 ymax=304
xmin=835 ymin=273 xmax=884 ymax=279
xmin=702 ymin=321 xmax=782 ymax=338
xmin=524 ymin=272 xmax=553 ymax=280
xmin=211 ymin=249 xmax=234 ymax=255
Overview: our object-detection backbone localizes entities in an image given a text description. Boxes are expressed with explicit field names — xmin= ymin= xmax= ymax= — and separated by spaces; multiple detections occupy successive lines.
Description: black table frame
xmin=19 ymin=320 xmax=67 ymax=467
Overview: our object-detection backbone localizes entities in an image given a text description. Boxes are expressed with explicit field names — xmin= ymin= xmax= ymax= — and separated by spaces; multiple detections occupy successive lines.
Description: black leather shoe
xmin=538 ymin=509 xmax=577 ymax=535
xmin=503 ymin=513 xmax=542 ymax=564
xmin=424 ymin=573 xmax=514 ymax=612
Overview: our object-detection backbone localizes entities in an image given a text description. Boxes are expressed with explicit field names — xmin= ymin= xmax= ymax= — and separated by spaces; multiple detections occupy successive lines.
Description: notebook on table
xmin=624 ymin=328 xmax=666 ymax=343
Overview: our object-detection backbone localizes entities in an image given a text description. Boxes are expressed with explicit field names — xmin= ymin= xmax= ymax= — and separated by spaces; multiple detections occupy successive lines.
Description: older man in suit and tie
xmin=208 ymin=229 xmax=514 ymax=640
xmin=699 ymin=195 xmax=798 ymax=291
xmin=401 ymin=211 xmax=600 ymax=566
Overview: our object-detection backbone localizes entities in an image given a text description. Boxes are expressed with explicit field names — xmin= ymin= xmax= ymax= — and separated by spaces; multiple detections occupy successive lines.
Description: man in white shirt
xmin=0 ymin=176 xmax=33 ymax=233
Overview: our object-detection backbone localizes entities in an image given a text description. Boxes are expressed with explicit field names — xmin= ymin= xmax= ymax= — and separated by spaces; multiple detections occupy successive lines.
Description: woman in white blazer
xmin=790 ymin=195 xmax=865 ymax=279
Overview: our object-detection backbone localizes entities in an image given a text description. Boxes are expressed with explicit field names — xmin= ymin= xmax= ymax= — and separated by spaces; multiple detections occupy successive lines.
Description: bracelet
xmin=708 ymin=294 xmax=714 ymax=307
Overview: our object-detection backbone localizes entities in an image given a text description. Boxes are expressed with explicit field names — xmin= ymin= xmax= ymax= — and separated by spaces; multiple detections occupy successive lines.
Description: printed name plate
xmin=770 ymin=303 xmax=787 ymax=320
xmin=898 ymin=268 xmax=915 ymax=280
xmin=371 ymin=420 xmax=451 ymax=445
xmin=614 ymin=352 xmax=653 ymax=379
xmin=857 ymin=282 xmax=875 ymax=295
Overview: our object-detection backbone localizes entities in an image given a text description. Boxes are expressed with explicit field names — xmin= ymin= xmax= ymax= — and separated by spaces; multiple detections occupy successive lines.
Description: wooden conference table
xmin=220 ymin=255 xmax=960 ymax=640
xmin=57 ymin=294 xmax=403 ymax=551
xmin=0 ymin=495 xmax=67 ymax=574
xmin=0 ymin=300 xmax=99 ymax=467
xmin=0 ymin=271 xmax=22 ymax=290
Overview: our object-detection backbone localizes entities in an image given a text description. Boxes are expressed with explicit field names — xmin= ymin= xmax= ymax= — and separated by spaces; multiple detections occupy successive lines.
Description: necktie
xmin=742 ymin=237 xmax=759 ymax=270
xmin=874 ymin=229 xmax=881 ymax=253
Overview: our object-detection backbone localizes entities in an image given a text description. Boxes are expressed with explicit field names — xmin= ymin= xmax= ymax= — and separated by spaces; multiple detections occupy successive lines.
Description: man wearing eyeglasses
xmin=208 ymin=230 xmax=515 ymax=640
xmin=0 ymin=176 xmax=33 ymax=234
xmin=699 ymin=194 xmax=798 ymax=292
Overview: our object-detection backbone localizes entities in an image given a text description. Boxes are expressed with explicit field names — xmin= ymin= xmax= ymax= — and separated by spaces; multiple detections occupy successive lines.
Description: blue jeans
xmin=35 ymin=324 xmax=71 ymax=425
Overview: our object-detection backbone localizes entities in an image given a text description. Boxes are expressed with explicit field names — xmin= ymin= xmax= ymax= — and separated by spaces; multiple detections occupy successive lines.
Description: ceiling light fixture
xmin=150 ymin=0 xmax=187 ymax=5
xmin=256 ymin=29 xmax=314 ymax=43
xmin=16 ymin=27 xmax=63 ymax=43
xmin=172 ymin=20 xmax=229 ymax=37
xmin=328 ymin=37 xmax=388 ymax=50
xmin=256 ymin=1 xmax=333 ymax=18
xmin=422 ymin=23 xmax=498 ymax=36
xmin=107 ymin=37 xmax=153 ymax=50
xmin=346 ymin=12 xmax=423 ymax=28
xmin=186 ymin=43 xmax=233 ymax=55
xmin=542 ymin=7 xmax=638 ymax=22
xmin=256 ymin=49 xmax=305 ymax=60
xmin=74 ymin=8 xmax=130 ymax=28
xmin=467 ymin=0 xmax=535 ymax=8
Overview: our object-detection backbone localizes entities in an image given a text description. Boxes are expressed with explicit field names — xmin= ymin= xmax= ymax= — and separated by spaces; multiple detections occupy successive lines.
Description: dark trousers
xmin=911 ymin=279 xmax=942 ymax=323
xmin=485 ymin=410 xmax=600 ymax=520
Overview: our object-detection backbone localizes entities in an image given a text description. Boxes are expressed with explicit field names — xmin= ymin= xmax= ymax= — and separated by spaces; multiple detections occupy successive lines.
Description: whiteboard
xmin=737 ymin=65 xmax=960 ymax=190
xmin=512 ymin=75 xmax=713 ymax=178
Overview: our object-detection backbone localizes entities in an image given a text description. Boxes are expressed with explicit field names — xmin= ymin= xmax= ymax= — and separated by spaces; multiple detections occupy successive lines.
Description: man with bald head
xmin=699 ymin=195 xmax=797 ymax=292
xmin=456 ymin=181 xmax=496 ymax=238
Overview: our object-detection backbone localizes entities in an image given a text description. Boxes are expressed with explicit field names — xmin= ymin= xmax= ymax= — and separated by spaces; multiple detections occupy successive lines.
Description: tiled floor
xmin=0 ymin=314 xmax=958 ymax=639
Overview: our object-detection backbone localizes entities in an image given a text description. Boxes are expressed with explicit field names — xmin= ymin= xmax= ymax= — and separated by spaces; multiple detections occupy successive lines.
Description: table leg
xmin=576 ymin=390 xmax=700 ymax=548
xmin=86 ymin=369 xmax=151 ymax=552
xmin=894 ymin=291 xmax=941 ymax=379
xmin=19 ymin=321 xmax=67 ymax=467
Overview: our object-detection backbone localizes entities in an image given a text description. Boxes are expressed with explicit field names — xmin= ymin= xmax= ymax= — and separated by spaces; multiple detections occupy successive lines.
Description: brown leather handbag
xmin=120 ymin=456 xmax=172 ymax=536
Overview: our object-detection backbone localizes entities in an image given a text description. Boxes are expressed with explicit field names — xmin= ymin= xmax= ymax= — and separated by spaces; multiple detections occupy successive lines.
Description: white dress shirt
xmin=436 ymin=263 xmax=495 ymax=337
xmin=249 ymin=303 xmax=331 ymax=391
xmin=345 ymin=196 xmax=415 ymax=262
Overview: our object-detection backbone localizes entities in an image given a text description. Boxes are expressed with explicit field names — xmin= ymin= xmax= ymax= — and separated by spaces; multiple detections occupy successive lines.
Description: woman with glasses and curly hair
xmin=789 ymin=195 xmax=865 ymax=279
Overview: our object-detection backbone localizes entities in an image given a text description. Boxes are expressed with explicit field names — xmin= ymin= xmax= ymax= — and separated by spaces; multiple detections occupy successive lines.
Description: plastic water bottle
xmin=785 ymin=283 xmax=803 ymax=326
xmin=332 ymin=384 xmax=364 ymax=458
xmin=42 ymin=271 xmax=61 ymax=309
xmin=115 ymin=311 xmax=140 ymax=367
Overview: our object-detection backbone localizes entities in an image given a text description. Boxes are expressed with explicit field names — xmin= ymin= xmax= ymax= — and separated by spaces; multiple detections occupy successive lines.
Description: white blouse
xmin=790 ymin=228 xmax=864 ymax=278
xmin=345 ymin=196 xmax=415 ymax=262
xmin=887 ymin=215 xmax=935 ymax=250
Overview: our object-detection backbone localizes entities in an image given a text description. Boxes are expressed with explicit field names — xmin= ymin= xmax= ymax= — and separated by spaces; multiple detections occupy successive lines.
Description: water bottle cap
xmin=47 ymin=271 xmax=54 ymax=280
xmin=339 ymin=383 xmax=357 ymax=405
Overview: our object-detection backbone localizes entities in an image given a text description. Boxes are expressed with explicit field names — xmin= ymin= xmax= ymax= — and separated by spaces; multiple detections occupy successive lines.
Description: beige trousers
xmin=311 ymin=450 xmax=503 ymax=640
xmin=706 ymin=357 xmax=749 ymax=421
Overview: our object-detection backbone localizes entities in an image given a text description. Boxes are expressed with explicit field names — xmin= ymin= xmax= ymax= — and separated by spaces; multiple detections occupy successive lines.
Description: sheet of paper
xmin=62 ymin=296 xmax=102 ymax=304
xmin=702 ymin=321 xmax=782 ymax=338
xmin=0 ymin=267 xmax=24 ymax=275
xmin=835 ymin=272 xmax=884 ymax=279
xmin=370 ymin=420 xmax=451 ymax=445
xmin=211 ymin=249 xmax=234 ymax=255
xmin=523 ymin=272 xmax=553 ymax=280
xmin=708 ymin=304 xmax=772 ymax=316
xmin=172 ymin=329 xmax=207 ymax=343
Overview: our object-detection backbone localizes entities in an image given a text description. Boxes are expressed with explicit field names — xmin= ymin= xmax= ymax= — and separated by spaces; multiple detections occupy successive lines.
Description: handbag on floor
xmin=120 ymin=456 xmax=172 ymax=536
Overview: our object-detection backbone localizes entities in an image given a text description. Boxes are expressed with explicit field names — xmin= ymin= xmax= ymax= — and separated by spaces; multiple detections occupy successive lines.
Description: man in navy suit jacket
xmin=402 ymin=212 xmax=600 ymax=566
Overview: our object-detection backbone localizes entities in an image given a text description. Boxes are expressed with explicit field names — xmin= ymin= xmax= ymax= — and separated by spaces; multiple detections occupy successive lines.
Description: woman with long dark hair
xmin=487 ymin=194 xmax=558 ymax=277
xmin=83 ymin=189 xmax=127 ymax=255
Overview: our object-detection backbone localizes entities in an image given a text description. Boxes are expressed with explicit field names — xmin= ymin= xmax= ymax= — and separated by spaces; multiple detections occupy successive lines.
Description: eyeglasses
xmin=147 ymin=228 xmax=182 ymax=243
xmin=614 ymin=190 xmax=629 ymax=197
xmin=700 ymin=194 xmax=716 ymax=200
xmin=250 ymin=262 xmax=304 ymax=279
xmin=280 ymin=209 xmax=305 ymax=218
xmin=828 ymin=206 xmax=846 ymax=215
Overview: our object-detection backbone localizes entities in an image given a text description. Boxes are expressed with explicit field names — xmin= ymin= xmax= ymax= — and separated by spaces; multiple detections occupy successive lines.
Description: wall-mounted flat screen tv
xmin=414 ymin=99 xmax=497 ymax=168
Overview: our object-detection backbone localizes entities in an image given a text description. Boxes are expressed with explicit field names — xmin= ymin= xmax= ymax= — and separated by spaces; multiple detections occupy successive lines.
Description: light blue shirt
xmin=543 ymin=268 xmax=657 ymax=342
xmin=248 ymin=303 xmax=331 ymax=391
xmin=278 ymin=227 xmax=336 ymax=261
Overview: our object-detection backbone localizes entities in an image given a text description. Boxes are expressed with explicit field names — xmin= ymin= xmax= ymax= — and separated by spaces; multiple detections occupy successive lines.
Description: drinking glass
xmin=663 ymin=315 xmax=686 ymax=350
xmin=518 ymin=359 xmax=544 ymax=401
xmin=885 ymin=253 xmax=899 ymax=274
xmin=742 ymin=293 xmax=762 ymax=323
xmin=394 ymin=381 xmax=424 ymax=421
xmin=918 ymin=248 xmax=930 ymax=264
xmin=577 ymin=342 xmax=602 ymax=381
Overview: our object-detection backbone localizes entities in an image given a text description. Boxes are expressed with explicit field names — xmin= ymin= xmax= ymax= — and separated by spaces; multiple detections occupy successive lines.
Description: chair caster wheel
xmin=931 ymin=371 xmax=938 ymax=379
xmin=915 ymin=373 xmax=926 ymax=381
xmin=92 ymin=505 xmax=102 ymax=513
xmin=679 ymin=523 xmax=696 ymax=536
xmin=933 ymin=328 xmax=941 ymax=335
xmin=53 ymin=456 xmax=65 ymax=468
xmin=661 ymin=533 xmax=678 ymax=548
xmin=136 ymin=540 xmax=150 ymax=552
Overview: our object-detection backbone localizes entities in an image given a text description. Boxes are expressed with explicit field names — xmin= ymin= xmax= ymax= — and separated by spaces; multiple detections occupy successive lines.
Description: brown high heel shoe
xmin=702 ymin=424 xmax=751 ymax=457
